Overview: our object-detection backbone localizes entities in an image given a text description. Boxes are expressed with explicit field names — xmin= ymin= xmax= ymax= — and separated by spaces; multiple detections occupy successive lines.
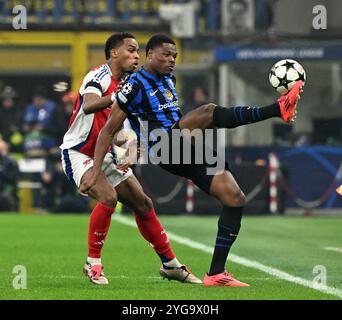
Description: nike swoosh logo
xmin=150 ymin=90 xmax=158 ymax=96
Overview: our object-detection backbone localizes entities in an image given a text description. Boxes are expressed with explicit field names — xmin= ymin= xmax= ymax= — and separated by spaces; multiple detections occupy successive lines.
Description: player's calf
xmin=208 ymin=206 xmax=243 ymax=276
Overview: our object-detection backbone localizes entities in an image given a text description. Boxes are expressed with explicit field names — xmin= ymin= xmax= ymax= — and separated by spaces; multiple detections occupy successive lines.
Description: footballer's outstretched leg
xmin=178 ymin=80 xmax=304 ymax=131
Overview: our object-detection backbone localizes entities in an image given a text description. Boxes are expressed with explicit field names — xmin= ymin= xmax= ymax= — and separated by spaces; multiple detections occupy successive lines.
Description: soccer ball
xmin=269 ymin=59 xmax=306 ymax=95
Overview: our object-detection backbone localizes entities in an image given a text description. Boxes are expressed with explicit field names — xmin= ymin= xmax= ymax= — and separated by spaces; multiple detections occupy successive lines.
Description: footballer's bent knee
xmin=199 ymin=103 xmax=217 ymax=117
xmin=99 ymin=192 xmax=117 ymax=208
xmin=220 ymin=189 xmax=246 ymax=207
xmin=135 ymin=196 xmax=153 ymax=216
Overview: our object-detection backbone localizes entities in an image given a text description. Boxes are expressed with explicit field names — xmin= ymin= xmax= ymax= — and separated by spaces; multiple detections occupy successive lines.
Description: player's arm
xmin=79 ymin=101 xmax=127 ymax=195
xmin=82 ymin=71 xmax=125 ymax=114
xmin=82 ymin=92 xmax=115 ymax=114
xmin=80 ymin=77 xmax=139 ymax=194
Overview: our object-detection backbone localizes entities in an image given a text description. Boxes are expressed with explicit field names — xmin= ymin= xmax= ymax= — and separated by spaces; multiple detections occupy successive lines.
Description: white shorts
xmin=61 ymin=149 xmax=132 ymax=188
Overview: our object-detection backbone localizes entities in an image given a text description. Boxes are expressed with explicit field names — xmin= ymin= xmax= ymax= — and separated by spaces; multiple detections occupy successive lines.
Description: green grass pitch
xmin=0 ymin=213 xmax=341 ymax=300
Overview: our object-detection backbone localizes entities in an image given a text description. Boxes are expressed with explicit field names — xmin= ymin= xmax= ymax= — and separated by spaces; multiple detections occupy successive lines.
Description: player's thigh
xmin=209 ymin=170 xmax=246 ymax=207
xmin=81 ymin=168 xmax=117 ymax=207
xmin=62 ymin=149 xmax=117 ymax=206
xmin=115 ymin=175 xmax=152 ymax=213
xmin=179 ymin=103 xmax=217 ymax=131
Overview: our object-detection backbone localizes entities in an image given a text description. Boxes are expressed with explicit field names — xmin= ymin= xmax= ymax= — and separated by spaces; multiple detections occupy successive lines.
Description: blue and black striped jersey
xmin=116 ymin=67 xmax=182 ymax=145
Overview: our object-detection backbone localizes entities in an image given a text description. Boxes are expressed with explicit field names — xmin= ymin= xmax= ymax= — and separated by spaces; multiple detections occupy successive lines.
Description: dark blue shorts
xmin=155 ymin=122 xmax=230 ymax=194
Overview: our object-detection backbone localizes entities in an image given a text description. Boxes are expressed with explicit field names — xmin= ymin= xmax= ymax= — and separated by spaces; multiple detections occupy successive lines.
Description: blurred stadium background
xmin=0 ymin=0 xmax=341 ymax=216
xmin=0 ymin=0 xmax=342 ymax=300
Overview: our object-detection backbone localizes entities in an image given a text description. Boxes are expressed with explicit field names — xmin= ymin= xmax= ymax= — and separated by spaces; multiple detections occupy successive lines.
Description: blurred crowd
xmin=0 ymin=85 xmax=89 ymax=213
xmin=0 ymin=0 xmax=275 ymax=33
xmin=0 ymin=85 xmax=70 ymax=155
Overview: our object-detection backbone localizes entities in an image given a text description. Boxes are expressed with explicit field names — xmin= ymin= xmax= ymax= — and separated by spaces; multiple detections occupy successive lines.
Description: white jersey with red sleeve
xmin=60 ymin=63 xmax=119 ymax=157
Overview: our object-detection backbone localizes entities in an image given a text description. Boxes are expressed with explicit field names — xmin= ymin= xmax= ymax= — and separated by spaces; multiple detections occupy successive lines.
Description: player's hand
xmin=116 ymin=139 xmax=138 ymax=172
xmin=79 ymin=174 xmax=97 ymax=196
xmin=116 ymin=159 xmax=131 ymax=173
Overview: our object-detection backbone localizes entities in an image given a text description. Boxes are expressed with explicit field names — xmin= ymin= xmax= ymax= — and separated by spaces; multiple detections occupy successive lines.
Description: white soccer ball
xmin=269 ymin=59 xmax=306 ymax=95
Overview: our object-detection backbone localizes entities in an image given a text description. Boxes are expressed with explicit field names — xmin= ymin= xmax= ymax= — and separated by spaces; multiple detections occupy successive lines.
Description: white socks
xmin=163 ymin=257 xmax=182 ymax=268
xmin=87 ymin=257 xmax=101 ymax=265
xmin=87 ymin=256 xmax=183 ymax=268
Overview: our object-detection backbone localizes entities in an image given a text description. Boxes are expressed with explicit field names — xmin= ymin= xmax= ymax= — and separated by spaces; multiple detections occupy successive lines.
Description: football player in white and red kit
xmin=60 ymin=33 xmax=201 ymax=285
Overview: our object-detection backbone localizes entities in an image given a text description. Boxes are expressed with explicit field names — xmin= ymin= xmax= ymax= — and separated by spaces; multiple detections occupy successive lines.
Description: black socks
xmin=213 ymin=103 xmax=280 ymax=128
xmin=208 ymin=206 xmax=244 ymax=276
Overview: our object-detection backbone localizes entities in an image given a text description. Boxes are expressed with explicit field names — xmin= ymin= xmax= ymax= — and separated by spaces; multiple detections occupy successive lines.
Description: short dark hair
xmin=145 ymin=34 xmax=175 ymax=55
xmin=105 ymin=32 xmax=135 ymax=60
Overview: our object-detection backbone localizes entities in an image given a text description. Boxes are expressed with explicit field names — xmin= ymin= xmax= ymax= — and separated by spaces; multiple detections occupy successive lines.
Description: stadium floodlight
xmin=159 ymin=2 xmax=197 ymax=38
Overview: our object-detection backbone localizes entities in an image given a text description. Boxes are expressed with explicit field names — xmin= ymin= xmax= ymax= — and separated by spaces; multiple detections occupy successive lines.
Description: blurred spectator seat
xmin=17 ymin=157 xmax=45 ymax=212
xmin=0 ymin=1 xmax=220 ymax=33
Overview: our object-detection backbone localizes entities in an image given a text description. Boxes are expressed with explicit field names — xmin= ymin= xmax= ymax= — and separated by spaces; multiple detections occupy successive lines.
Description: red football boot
xmin=278 ymin=80 xmax=304 ymax=123
xmin=203 ymin=271 xmax=249 ymax=287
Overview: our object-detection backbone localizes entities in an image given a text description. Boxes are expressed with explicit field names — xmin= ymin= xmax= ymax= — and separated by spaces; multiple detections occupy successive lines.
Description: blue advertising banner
xmin=215 ymin=46 xmax=342 ymax=62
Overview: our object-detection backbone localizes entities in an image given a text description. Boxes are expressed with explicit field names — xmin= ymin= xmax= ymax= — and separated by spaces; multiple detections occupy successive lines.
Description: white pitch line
xmin=114 ymin=215 xmax=342 ymax=299
xmin=322 ymin=247 xmax=342 ymax=254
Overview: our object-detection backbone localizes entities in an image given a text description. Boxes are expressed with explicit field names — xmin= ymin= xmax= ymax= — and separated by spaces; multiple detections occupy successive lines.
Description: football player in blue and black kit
xmin=81 ymin=34 xmax=303 ymax=286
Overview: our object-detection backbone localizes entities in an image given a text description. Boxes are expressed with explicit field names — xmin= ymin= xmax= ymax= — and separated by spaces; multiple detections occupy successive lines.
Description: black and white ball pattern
xmin=121 ymin=82 xmax=132 ymax=95
xmin=269 ymin=59 xmax=306 ymax=95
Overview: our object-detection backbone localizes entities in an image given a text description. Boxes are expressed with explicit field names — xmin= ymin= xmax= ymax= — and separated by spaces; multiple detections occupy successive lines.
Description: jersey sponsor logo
xmin=158 ymin=100 xmax=179 ymax=110
xmin=149 ymin=89 xmax=158 ymax=96
xmin=121 ymin=82 xmax=132 ymax=95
